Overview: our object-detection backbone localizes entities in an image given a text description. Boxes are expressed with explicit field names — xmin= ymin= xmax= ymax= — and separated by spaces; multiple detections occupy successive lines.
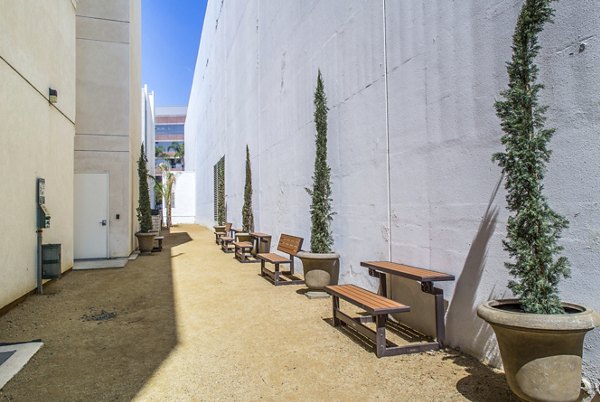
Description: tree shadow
xmin=444 ymin=176 xmax=515 ymax=397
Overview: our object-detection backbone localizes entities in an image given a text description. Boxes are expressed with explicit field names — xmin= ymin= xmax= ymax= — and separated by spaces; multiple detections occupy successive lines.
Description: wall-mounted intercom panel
xmin=37 ymin=178 xmax=51 ymax=229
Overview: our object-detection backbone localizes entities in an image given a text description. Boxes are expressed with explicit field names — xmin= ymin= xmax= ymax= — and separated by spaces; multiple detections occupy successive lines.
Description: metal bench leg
xmin=422 ymin=282 xmax=447 ymax=347
xmin=434 ymin=289 xmax=446 ymax=347
xmin=332 ymin=296 xmax=340 ymax=326
xmin=375 ymin=315 xmax=387 ymax=358
xmin=260 ymin=259 xmax=265 ymax=276
xmin=274 ymin=263 xmax=280 ymax=284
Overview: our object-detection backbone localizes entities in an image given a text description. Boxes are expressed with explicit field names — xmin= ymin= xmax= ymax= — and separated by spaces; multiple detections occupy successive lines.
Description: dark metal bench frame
xmin=360 ymin=261 xmax=455 ymax=351
xmin=257 ymin=234 xmax=304 ymax=286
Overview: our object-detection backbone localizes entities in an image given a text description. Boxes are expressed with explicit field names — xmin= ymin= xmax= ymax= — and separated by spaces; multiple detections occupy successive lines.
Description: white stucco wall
xmin=0 ymin=0 xmax=76 ymax=309
xmin=187 ymin=0 xmax=600 ymax=389
xmin=75 ymin=0 xmax=141 ymax=258
xmin=167 ymin=172 xmax=196 ymax=224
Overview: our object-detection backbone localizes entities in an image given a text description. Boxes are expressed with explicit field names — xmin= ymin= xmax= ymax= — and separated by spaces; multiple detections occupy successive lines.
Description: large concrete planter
xmin=296 ymin=251 xmax=340 ymax=290
xmin=477 ymin=299 xmax=600 ymax=402
xmin=135 ymin=232 xmax=155 ymax=254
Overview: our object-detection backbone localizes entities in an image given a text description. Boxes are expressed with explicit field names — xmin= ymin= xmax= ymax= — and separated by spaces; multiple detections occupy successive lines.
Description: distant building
xmin=155 ymin=107 xmax=186 ymax=171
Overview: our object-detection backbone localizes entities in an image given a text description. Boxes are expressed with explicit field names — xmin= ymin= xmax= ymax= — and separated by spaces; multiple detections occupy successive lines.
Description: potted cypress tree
xmin=297 ymin=70 xmax=339 ymax=292
xmin=477 ymin=2 xmax=599 ymax=401
xmin=240 ymin=145 xmax=260 ymax=253
xmin=242 ymin=145 xmax=255 ymax=233
xmin=135 ymin=144 xmax=155 ymax=254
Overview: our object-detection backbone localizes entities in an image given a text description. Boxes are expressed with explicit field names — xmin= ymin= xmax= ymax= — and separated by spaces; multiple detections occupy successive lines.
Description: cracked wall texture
xmin=186 ymin=0 xmax=600 ymax=389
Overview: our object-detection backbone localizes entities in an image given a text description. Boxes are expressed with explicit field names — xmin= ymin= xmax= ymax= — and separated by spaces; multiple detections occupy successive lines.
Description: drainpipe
xmin=36 ymin=228 xmax=43 ymax=294
xmin=382 ymin=0 xmax=392 ymax=261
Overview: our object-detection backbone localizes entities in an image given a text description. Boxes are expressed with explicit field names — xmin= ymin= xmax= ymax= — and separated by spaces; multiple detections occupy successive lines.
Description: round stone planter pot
xmin=296 ymin=251 xmax=340 ymax=290
xmin=477 ymin=299 xmax=600 ymax=402
xmin=135 ymin=232 xmax=155 ymax=254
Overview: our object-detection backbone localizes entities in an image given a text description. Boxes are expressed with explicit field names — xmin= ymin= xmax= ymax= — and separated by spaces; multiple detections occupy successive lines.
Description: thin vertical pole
xmin=382 ymin=0 xmax=392 ymax=262
xmin=36 ymin=229 xmax=43 ymax=294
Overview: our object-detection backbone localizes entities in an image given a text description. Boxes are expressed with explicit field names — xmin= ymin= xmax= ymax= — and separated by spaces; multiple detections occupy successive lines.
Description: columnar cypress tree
xmin=493 ymin=0 xmax=569 ymax=314
xmin=305 ymin=70 xmax=334 ymax=253
xmin=217 ymin=157 xmax=226 ymax=225
xmin=242 ymin=145 xmax=254 ymax=232
xmin=137 ymin=144 xmax=153 ymax=233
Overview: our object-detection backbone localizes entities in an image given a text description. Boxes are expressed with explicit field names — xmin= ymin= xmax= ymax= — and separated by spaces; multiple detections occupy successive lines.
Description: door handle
xmin=101 ymin=220 xmax=107 ymax=226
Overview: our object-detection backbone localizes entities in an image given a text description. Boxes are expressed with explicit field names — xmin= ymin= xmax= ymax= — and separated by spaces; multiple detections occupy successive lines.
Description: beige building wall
xmin=75 ymin=0 xmax=141 ymax=258
xmin=0 ymin=1 xmax=77 ymax=309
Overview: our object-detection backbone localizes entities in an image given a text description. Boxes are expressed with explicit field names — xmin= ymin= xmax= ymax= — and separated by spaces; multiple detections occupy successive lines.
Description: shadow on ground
xmin=445 ymin=353 xmax=518 ymax=401
xmin=0 ymin=229 xmax=189 ymax=401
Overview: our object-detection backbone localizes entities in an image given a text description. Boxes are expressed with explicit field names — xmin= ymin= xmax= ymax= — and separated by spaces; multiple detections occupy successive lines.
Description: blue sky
xmin=142 ymin=0 xmax=208 ymax=108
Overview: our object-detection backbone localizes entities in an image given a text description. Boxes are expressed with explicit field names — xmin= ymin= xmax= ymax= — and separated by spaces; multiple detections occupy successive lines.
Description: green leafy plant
xmin=217 ymin=157 xmax=226 ymax=225
xmin=155 ymin=145 xmax=168 ymax=158
xmin=136 ymin=144 xmax=153 ymax=233
xmin=493 ymin=0 xmax=569 ymax=314
xmin=150 ymin=163 xmax=176 ymax=229
xmin=242 ymin=145 xmax=254 ymax=232
xmin=305 ymin=70 xmax=334 ymax=253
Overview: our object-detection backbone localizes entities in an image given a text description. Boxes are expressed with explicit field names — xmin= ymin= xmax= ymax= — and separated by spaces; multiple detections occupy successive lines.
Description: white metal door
xmin=74 ymin=173 xmax=109 ymax=259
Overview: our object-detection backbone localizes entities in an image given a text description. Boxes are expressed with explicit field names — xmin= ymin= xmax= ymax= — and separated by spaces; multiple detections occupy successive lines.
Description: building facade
xmin=74 ymin=0 xmax=142 ymax=259
xmin=155 ymin=106 xmax=186 ymax=171
xmin=0 ymin=0 xmax=77 ymax=309
xmin=0 ymin=0 xmax=141 ymax=309
xmin=186 ymin=0 xmax=600 ymax=388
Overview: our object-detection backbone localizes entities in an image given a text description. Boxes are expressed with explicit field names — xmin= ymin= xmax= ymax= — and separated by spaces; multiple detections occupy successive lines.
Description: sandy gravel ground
xmin=0 ymin=224 xmax=515 ymax=401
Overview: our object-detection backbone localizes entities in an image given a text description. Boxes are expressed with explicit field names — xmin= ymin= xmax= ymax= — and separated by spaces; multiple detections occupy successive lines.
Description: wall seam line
xmin=382 ymin=0 xmax=392 ymax=262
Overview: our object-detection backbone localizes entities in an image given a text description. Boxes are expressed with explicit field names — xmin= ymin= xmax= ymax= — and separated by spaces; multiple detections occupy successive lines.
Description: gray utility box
xmin=42 ymin=244 xmax=61 ymax=279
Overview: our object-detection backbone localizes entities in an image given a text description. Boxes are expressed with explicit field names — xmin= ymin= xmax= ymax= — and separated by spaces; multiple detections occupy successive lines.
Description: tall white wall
xmin=187 ymin=0 xmax=600 ymax=388
xmin=0 ymin=0 xmax=76 ymax=309
xmin=75 ymin=0 xmax=141 ymax=258
xmin=167 ymin=172 xmax=196 ymax=224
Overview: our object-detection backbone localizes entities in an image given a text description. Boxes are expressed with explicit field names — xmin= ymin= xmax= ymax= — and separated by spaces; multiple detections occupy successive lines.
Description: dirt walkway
xmin=0 ymin=225 xmax=514 ymax=401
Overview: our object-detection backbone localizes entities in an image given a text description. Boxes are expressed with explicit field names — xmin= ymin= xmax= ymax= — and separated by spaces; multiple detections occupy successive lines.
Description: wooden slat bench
xmin=326 ymin=284 xmax=411 ymax=358
xmin=214 ymin=222 xmax=231 ymax=245
xmin=153 ymin=236 xmax=164 ymax=252
xmin=325 ymin=261 xmax=455 ymax=358
xmin=360 ymin=261 xmax=455 ymax=350
xmin=151 ymin=215 xmax=163 ymax=252
xmin=220 ymin=235 xmax=234 ymax=253
xmin=257 ymin=234 xmax=303 ymax=285
xmin=233 ymin=233 xmax=256 ymax=263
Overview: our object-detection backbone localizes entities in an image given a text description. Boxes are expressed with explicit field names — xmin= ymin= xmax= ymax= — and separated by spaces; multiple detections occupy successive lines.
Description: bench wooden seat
xmin=214 ymin=222 xmax=231 ymax=245
xmin=327 ymin=285 xmax=410 ymax=315
xmin=258 ymin=253 xmax=290 ymax=264
xmin=149 ymin=215 xmax=163 ymax=252
xmin=257 ymin=234 xmax=303 ymax=286
xmin=326 ymin=283 xmax=419 ymax=358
